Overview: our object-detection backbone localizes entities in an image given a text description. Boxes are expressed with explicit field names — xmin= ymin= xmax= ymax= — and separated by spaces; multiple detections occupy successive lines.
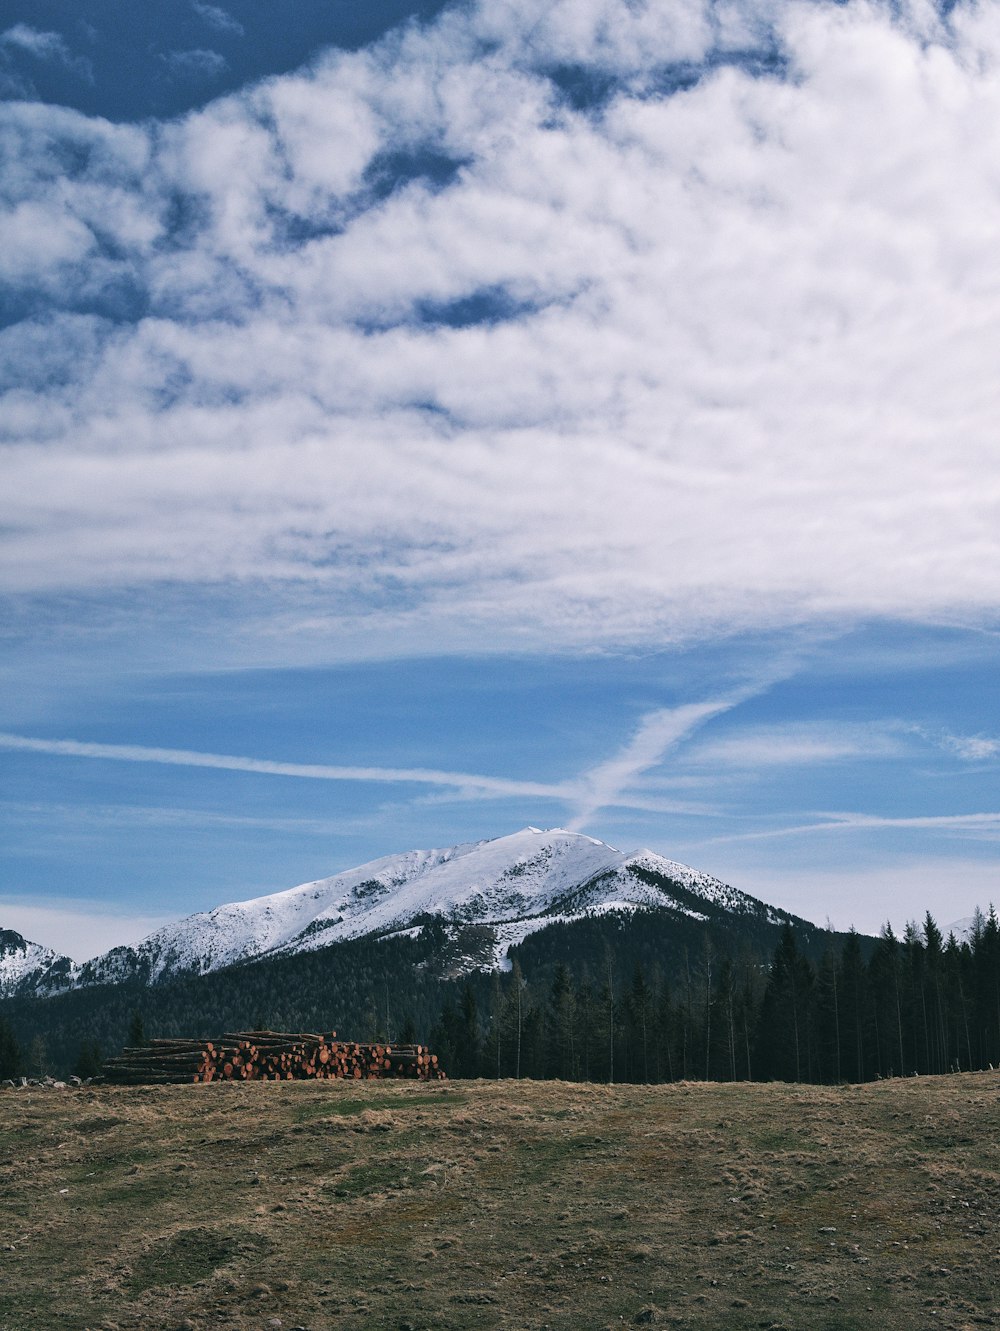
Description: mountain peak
xmin=13 ymin=828 xmax=780 ymax=997
xmin=0 ymin=927 xmax=78 ymax=999
xmin=516 ymin=825 xmax=620 ymax=850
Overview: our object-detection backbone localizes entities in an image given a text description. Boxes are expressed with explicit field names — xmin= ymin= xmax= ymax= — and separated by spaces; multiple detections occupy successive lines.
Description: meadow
xmin=1 ymin=1074 xmax=998 ymax=1330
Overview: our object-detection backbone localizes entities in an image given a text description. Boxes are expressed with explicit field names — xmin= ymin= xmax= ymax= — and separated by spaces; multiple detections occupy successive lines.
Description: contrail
xmin=696 ymin=810 xmax=1000 ymax=844
xmin=566 ymin=700 xmax=734 ymax=831
xmin=0 ymin=732 xmax=574 ymax=802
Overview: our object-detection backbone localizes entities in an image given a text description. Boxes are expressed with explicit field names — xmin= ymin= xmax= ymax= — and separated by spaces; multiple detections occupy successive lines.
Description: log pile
xmin=102 ymin=1030 xmax=445 ymax=1085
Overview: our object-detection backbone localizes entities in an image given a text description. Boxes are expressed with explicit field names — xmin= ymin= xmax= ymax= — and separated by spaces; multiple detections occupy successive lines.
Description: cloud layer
xmin=3 ymin=0 xmax=1000 ymax=654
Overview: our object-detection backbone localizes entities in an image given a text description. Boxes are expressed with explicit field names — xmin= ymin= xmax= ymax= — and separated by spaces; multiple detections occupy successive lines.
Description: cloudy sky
xmin=2 ymin=0 xmax=998 ymax=960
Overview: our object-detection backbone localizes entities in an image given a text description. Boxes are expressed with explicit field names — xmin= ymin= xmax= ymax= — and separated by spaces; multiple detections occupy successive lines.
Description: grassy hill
xmin=1 ymin=1073 xmax=998 ymax=1329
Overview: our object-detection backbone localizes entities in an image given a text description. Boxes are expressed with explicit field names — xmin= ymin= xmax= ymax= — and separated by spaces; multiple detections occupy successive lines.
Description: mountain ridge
xmin=2 ymin=827 xmax=793 ymax=1000
xmin=0 ymin=928 xmax=78 ymax=1000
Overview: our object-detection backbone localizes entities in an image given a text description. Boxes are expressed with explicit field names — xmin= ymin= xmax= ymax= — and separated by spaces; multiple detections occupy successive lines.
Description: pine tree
xmin=458 ymin=983 xmax=481 ymax=1078
xmin=577 ymin=968 xmax=595 ymax=1082
xmin=868 ymin=925 xmax=905 ymax=1078
xmin=923 ymin=913 xmax=948 ymax=1074
xmin=814 ymin=948 xmax=842 ymax=1083
xmin=488 ymin=970 xmax=503 ymax=1079
xmin=903 ymin=921 xmax=929 ymax=1073
xmin=839 ymin=930 xmax=868 ymax=1082
xmin=755 ymin=925 xmax=814 ymax=1082
xmin=28 ymin=1034 xmax=48 ymax=1079
xmin=654 ymin=981 xmax=675 ymax=1082
xmin=972 ymin=906 xmax=1000 ymax=1067
xmin=507 ymin=959 xmax=526 ymax=1079
xmin=602 ymin=948 xmax=616 ymax=1085
xmin=698 ymin=936 xmax=714 ymax=1081
xmin=127 ymin=1010 xmax=146 ymax=1048
xmin=0 ymin=1015 xmax=23 ymax=1079
xmin=430 ymin=997 xmax=462 ymax=1077
xmin=627 ymin=964 xmax=652 ymax=1084
xmin=714 ymin=956 xmax=739 ymax=1083
xmin=550 ymin=963 xmax=577 ymax=1080
xmin=942 ymin=932 xmax=973 ymax=1073
xmin=73 ymin=1038 xmax=103 ymax=1079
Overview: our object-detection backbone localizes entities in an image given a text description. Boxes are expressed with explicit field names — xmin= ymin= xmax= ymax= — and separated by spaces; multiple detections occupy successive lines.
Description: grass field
xmin=2 ymin=1073 xmax=999 ymax=1330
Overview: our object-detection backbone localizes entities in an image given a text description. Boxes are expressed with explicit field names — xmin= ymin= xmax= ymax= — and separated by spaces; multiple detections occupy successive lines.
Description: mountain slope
xmin=9 ymin=828 xmax=800 ymax=999
xmin=0 ymin=929 xmax=78 ymax=999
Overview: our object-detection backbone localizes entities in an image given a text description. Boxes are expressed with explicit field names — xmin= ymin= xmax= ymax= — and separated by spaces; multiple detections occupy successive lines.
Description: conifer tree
xmin=127 ymin=1010 xmax=146 ymax=1048
xmin=458 ymin=983 xmax=481 ymax=1078
xmin=627 ymin=963 xmax=652 ymax=1084
xmin=755 ymin=925 xmax=813 ymax=1082
xmin=715 ymin=956 xmax=739 ymax=1082
xmin=839 ymin=930 xmax=868 ymax=1081
xmin=655 ymin=980 xmax=675 ymax=1082
xmin=73 ymin=1038 xmax=103 ymax=1080
xmin=0 ymin=1015 xmax=23 ymax=1080
xmin=550 ymin=963 xmax=577 ymax=1080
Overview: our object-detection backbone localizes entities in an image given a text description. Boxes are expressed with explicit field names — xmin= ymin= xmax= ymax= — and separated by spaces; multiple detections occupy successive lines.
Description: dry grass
xmin=2 ymin=1074 xmax=999 ymax=1330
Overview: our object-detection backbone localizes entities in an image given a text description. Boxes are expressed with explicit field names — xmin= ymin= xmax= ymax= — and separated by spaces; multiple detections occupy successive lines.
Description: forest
xmin=432 ymin=908 xmax=1000 ymax=1085
xmin=2 ymin=905 xmax=998 ymax=1087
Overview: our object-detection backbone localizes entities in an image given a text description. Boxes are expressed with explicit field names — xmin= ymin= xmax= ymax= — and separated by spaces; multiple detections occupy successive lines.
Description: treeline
xmin=3 ymin=905 xmax=997 ymax=1086
xmin=0 ymin=927 xmax=451 ymax=1079
xmin=0 ymin=897 xmax=818 ymax=1076
xmin=432 ymin=910 xmax=1000 ymax=1084
xmin=754 ymin=911 xmax=1000 ymax=1083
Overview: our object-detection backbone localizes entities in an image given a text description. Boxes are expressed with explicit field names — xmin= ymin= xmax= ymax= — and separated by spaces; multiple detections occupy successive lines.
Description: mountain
xmin=1 ymin=828 xmax=870 ymax=1078
xmin=10 ymin=827 xmax=793 ymax=997
xmin=0 ymin=929 xmax=78 ymax=999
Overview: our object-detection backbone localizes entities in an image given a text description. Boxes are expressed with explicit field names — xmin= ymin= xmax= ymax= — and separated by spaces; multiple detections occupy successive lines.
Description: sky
xmin=1 ymin=0 xmax=998 ymax=961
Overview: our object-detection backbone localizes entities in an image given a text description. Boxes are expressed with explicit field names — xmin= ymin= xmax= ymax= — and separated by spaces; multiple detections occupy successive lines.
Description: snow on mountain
xmin=77 ymin=828 xmax=621 ymax=984
xmin=946 ymin=915 xmax=979 ymax=942
xmin=0 ymin=929 xmax=78 ymax=998
xmin=28 ymin=828 xmax=768 ymax=993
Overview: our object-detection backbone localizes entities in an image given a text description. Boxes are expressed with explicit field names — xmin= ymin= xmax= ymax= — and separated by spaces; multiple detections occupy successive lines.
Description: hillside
xmin=1 ymin=890 xmax=858 ymax=1078
xmin=0 ymin=929 xmax=77 ymax=999
xmin=4 ymin=828 xmax=796 ymax=997
xmin=1 ymin=1074 xmax=998 ymax=1329
xmin=20 ymin=829 xmax=996 ymax=1092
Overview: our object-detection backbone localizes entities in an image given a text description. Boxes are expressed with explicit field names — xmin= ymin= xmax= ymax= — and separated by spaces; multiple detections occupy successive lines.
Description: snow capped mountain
xmin=0 ymin=929 xmax=78 ymax=998
xmin=10 ymin=828 xmax=779 ymax=996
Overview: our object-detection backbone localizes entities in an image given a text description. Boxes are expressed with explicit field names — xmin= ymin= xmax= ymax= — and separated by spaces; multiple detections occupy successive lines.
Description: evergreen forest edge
xmin=2 ymin=886 xmax=999 ymax=1089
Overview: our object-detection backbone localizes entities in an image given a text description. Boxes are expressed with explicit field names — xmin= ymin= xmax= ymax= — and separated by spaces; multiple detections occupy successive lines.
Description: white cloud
xmin=684 ymin=723 xmax=909 ymax=769
xmin=2 ymin=24 xmax=67 ymax=58
xmin=0 ymin=799 xmax=379 ymax=837
xmin=0 ymin=67 xmax=34 ymax=99
xmin=3 ymin=1 xmax=1000 ymax=657
xmin=722 ymin=855 xmax=1000 ymax=936
xmin=470 ymin=0 xmax=719 ymax=72
xmin=161 ymin=48 xmax=228 ymax=81
xmin=191 ymin=3 xmax=244 ymax=38
xmin=0 ymin=898 xmax=175 ymax=962
xmin=0 ymin=201 xmax=96 ymax=283
xmin=938 ymin=732 xmax=1000 ymax=762
xmin=0 ymin=24 xmax=93 ymax=80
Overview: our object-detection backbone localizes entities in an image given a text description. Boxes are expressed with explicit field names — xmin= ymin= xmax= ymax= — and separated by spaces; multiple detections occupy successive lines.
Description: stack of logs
xmin=102 ymin=1030 xmax=445 ymax=1085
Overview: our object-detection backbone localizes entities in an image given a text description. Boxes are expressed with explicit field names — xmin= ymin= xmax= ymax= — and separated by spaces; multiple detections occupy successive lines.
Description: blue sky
xmin=2 ymin=0 xmax=998 ymax=959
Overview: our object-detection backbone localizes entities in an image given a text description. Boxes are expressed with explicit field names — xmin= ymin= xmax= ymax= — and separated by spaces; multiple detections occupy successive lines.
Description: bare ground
xmin=1 ymin=1073 xmax=999 ymax=1330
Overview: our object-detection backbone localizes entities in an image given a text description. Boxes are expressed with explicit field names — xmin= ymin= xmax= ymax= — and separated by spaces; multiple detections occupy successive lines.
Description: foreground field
xmin=1 ymin=1075 xmax=998 ymax=1330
